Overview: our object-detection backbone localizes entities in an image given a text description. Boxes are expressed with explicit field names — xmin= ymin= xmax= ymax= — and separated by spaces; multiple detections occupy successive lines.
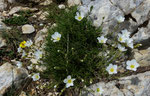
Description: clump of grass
xmin=0 ymin=48 xmax=15 ymax=59
xmin=1 ymin=27 xmax=23 ymax=61
xmin=17 ymin=10 xmax=33 ymax=17
xmin=42 ymin=6 xmax=125 ymax=95
xmin=2 ymin=10 xmax=32 ymax=26
xmin=2 ymin=27 xmax=23 ymax=45
xmin=3 ymin=16 xmax=28 ymax=26
xmin=46 ymin=3 xmax=63 ymax=23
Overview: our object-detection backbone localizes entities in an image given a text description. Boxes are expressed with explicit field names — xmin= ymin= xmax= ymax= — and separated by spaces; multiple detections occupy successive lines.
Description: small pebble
xmin=58 ymin=4 xmax=66 ymax=9
xmin=39 ymin=23 xmax=44 ymax=26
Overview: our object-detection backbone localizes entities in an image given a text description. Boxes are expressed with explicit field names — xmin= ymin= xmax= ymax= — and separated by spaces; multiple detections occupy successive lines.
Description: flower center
xmin=78 ymin=16 xmax=82 ymax=20
xmin=35 ymin=75 xmax=39 ymax=79
xmin=119 ymin=37 xmax=123 ymax=41
xmin=101 ymin=40 xmax=104 ymax=43
xmin=68 ymin=79 xmax=72 ymax=83
xmin=39 ymin=54 xmax=42 ymax=58
xmin=130 ymin=65 xmax=135 ymax=69
xmin=97 ymin=88 xmax=100 ymax=92
xmin=110 ymin=68 xmax=114 ymax=72
xmin=56 ymin=37 xmax=60 ymax=41
xmin=20 ymin=41 xmax=26 ymax=48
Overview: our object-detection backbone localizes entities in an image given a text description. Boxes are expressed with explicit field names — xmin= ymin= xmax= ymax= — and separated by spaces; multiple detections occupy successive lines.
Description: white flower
xmin=127 ymin=42 xmax=134 ymax=49
xmin=95 ymin=86 xmax=104 ymax=95
xmin=27 ymin=64 xmax=33 ymax=70
xmin=75 ymin=12 xmax=84 ymax=21
xmin=97 ymin=36 xmax=107 ymax=43
xmin=22 ymin=50 xmax=26 ymax=58
xmin=63 ymin=75 xmax=75 ymax=88
xmin=17 ymin=47 xmax=22 ymax=53
xmin=25 ymin=39 xmax=33 ymax=47
xmin=116 ymin=15 xmax=125 ymax=23
xmin=126 ymin=38 xmax=134 ymax=49
xmin=121 ymin=29 xmax=131 ymax=38
xmin=16 ymin=61 xmax=22 ymax=68
xmin=118 ymin=29 xmax=133 ymax=48
xmin=51 ymin=32 xmax=61 ymax=42
xmin=106 ymin=64 xmax=117 ymax=74
xmin=118 ymin=44 xmax=127 ymax=51
xmin=32 ymin=73 xmax=40 ymax=81
xmin=126 ymin=59 xmax=140 ymax=71
xmin=118 ymin=33 xmax=126 ymax=43
xmin=35 ymin=50 xmax=43 ymax=60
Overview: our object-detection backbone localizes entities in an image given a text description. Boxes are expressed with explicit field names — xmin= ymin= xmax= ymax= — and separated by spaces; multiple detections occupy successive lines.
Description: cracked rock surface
xmin=82 ymin=71 xmax=150 ymax=96
xmin=134 ymin=47 xmax=150 ymax=67
xmin=0 ymin=63 xmax=29 ymax=95
xmin=80 ymin=0 xmax=150 ymax=67
xmin=0 ymin=0 xmax=7 ymax=11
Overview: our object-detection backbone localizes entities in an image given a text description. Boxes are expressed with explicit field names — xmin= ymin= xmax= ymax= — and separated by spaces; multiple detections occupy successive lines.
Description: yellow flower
xmin=19 ymin=41 xmax=26 ymax=48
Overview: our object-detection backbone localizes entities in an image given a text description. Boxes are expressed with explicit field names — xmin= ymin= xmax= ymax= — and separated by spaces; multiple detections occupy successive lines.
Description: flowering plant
xmin=42 ymin=7 xmax=140 ymax=95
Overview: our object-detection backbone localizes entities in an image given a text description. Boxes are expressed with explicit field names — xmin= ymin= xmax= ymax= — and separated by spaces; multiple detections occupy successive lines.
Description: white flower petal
xmin=64 ymin=75 xmax=75 ymax=88
xmin=76 ymin=12 xmax=79 ymax=16
xmin=66 ymin=83 xmax=71 ymax=88
xmin=17 ymin=47 xmax=22 ymax=53
xmin=106 ymin=64 xmax=118 ymax=74
xmin=75 ymin=12 xmax=84 ymax=21
xmin=25 ymin=39 xmax=33 ymax=47
xmin=97 ymin=36 xmax=107 ymax=43
xmin=121 ymin=29 xmax=130 ymax=37
xmin=16 ymin=61 xmax=22 ymax=68
xmin=72 ymin=78 xmax=76 ymax=81
xmin=52 ymin=34 xmax=57 ymax=39
xmin=67 ymin=75 xmax=71 ymax=79
xmin=126 ymin=59 xmax=140 ymax=71
xmin=22 ymin=50 xmax=26 ymax=58
xmin=116 ymin=15 xmax=125 ymax=23
xmin=32 ymin=73 xmax=40 ymax=81
xmin=63 ymin=79 xmax=68 ymax=83
xmin=51 ymin=32 xmax=61 ymax=42
xmin=81 ymin=12 xmax=85 ymax=17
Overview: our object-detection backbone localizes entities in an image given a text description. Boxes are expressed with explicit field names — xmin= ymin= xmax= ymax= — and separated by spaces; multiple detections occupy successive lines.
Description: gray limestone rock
xmin=111 ymin=0 xmax=145 ymax=15
xmin=132 ymin=20 xmax=150 ymax=43
xmin=83 ymin=71 xmax=150 ymax=96
xmin=0 ymin=0 xmax=7 ymax=11
xmin=0 ymin=63 xmax=29 ymax=96
xmin=131 ymin=0 xmax=150 ymax=25
xmin=68 ymin=0 xmax=81 ymax=7
xmin=134 ymin=48 xmax=150 ymax=67
xmin=80 ymin=0 xmax=150 ymax=37
xmin=34 ymin=27 xmax=48 ymax=49
xmin=79 ymin=0 xmax=124 ymax=35
xmin=0 ymin=21 xmax=7 ymax=48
